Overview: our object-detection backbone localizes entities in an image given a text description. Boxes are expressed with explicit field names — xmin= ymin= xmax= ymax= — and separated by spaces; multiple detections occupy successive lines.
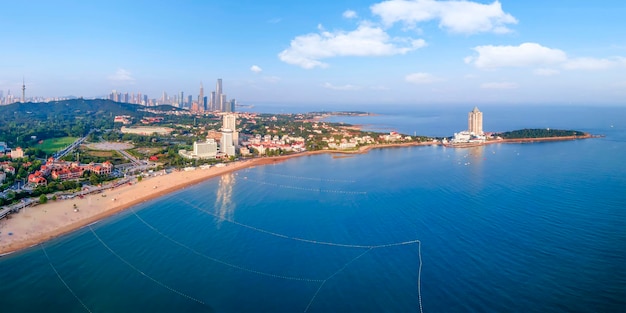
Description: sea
xmin=1 ymin=104 xmax=625 ymax=313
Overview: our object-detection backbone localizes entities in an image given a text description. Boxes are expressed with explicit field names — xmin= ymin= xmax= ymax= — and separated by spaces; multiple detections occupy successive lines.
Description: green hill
xmin=0 ymin=99 xmax=180 ymax=148
xmin=497 ymin=128 xmax=586 ymax=139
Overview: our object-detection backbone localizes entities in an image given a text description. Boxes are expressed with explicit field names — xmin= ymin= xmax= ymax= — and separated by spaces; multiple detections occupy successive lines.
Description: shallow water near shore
xmin=1 ymin=105 xmax=625 ymax=312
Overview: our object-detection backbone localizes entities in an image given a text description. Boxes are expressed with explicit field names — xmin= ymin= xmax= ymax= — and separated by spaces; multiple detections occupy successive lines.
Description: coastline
xmin=0 ymin=135 xmax=591 ymax=256
xmin=0 ymin=158 xmax=280 ymax=256
xmin=489 ymin=133 xmax=594 ymax=144
xmin=443 ymin=133 xmax=594 ymax=148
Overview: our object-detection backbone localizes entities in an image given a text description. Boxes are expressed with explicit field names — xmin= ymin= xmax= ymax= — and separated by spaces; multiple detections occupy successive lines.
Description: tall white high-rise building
xmin=220 ymin=129 xmax=235 ymax=157
xmin=220 ymin=113 xmax=237 ymax=157
xmin=468 ymin=106 xmax=483 ymax=135
xmin=223 ymin=114 xmax=238 ymax=145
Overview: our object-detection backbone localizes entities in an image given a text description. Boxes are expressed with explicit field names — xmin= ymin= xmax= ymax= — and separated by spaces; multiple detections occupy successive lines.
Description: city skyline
xmin=1 ymin=1 xmax=625 ymax=106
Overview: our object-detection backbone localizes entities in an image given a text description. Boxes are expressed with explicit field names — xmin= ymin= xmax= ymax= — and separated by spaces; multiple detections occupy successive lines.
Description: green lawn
xmin=38 ymin=137 xmax=78 ymax=154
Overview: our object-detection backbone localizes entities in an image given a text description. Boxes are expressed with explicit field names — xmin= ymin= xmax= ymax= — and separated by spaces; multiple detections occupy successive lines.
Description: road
xmin=54 ymin=129 xmax=95 ymax=160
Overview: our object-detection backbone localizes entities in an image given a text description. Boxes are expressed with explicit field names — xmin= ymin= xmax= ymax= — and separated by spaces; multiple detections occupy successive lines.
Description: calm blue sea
xmin=1 ymin=105 xmax=625 ymax=313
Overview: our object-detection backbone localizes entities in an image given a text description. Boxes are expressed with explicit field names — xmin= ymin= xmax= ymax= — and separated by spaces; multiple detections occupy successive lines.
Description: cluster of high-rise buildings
xmin=0 ymin=79 xmax=27 ymax=105
xmin=179 ymin=113 xmax=239 ymax=159
xmin=107 ymin=78 xmax=236 ymax=113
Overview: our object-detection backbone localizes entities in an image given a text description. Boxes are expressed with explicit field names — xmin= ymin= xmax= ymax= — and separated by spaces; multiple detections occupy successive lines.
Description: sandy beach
xmin=0 ymin=156 xmax=296 ymax=256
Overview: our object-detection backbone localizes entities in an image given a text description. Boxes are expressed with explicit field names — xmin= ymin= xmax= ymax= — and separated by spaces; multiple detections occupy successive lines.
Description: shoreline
xmin=0 ymin=135 xmax=592 ymax=256
xmin=443 ymin=133 xmax=594 ymax=148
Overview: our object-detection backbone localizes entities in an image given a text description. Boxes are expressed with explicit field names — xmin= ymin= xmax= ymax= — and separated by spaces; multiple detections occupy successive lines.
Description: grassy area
xmin=131 ymin=147 xmax=163 ymax=157
xmin=37 ymin=137 xmax=78 ymax=154
xmin=61 ymin=148 xmax=127 ymax=165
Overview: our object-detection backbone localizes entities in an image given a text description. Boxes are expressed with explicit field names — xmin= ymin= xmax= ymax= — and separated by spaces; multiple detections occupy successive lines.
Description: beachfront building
xmin=179 ymin=139 xmax=218 ymax=159
xmin=223 ymin=114 xmax=238 ymax=145
xmin=448 ymin=107 xmax=486 ymax=144
xmin=45 ymin=159 xmax=113 ymax=181
xmin=219 ymin=113 xmax=238 ymax=157
xmin=220 ymin=129 xmax=236 ymax=157
xmin=468 ymin=106 xmax=484 ymax=136
xmin=28 ymin=171 xmax=48 ymax=186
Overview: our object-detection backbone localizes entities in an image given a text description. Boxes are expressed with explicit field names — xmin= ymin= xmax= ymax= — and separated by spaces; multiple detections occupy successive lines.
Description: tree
xmin=39 ymin=194 xmax=48 ymax=204
xmin=89 ymin=173 xmax=100 ymax=185
xmin=137 ymin=175 xmax=143 ymax=182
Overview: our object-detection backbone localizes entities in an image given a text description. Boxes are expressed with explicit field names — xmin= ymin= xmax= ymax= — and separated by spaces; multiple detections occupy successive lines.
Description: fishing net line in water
xmin=176 ymin=198 xmax=423 ymax=313
xmin=41 ymin=170 xmax=423 ymax=313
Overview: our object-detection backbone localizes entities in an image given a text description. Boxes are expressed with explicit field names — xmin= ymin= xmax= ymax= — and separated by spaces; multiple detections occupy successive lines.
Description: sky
xmin=1 ymin=0 xmax=625 ymax=106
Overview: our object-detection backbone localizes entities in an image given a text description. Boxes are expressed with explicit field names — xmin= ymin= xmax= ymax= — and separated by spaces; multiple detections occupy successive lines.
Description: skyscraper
xmin=199 ymin=82 xmax=204 ymax=110
xmin=179 ymin=91 xmax=184 ymax=108
xmin=215 ymin=78 xmax=223 ymax=111
xmin=221 ymin=130 xmax=235 ymax=157
xmin=221 ymin=114 xmax=237 ymax=156
xmin=468 ymin=106 xmax=483 ymax=135
xmin=220 ymin=94 xmax=228 ymax=112
xmin=210 ymin=92 xmax=216 ymax=111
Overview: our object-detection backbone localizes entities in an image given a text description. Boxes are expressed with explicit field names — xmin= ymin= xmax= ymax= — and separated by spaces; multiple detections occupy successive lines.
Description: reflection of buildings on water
xmin=453 ymin=145 xmax=485 ymax=191
xmin=214 ymin=173 xmax=236 ymax=228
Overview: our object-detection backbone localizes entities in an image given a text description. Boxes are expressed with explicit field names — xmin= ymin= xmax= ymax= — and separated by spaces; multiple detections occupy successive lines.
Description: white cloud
xmin=371 ymin=0 xmax=517 ymax=34
xmin=533 ymin=68 xmax=560 ymax=76
xmin=466 ymin=43 xmax=626 ymax=73
xmin=279 ymin=24 xmax=426 ymax=69
xmin=465 ymin=43 xmax=567 ymax=69
xmin=108 ymin=69 xmax=135 ymax=83
xmin=268 ymin=18 xmax=282 ymax=24
xmin=481 ymin=82 xmax=518 ymax=89
xmin=323 ymin=82 xmax=363 ymax=91
xmin=343 ymin=10 xmax=358 ymax=19
xmin=405 ymin=72 xmax=443 ymax=84
xmin=250 ymin=65 xmax=263 ymax=73
xmin=563 ymin=57 xmax=626 ymax=70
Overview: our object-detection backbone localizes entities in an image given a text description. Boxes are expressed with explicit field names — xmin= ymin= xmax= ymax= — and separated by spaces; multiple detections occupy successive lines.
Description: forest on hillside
xmin=497 ymin=128 xmax=586 ymax=139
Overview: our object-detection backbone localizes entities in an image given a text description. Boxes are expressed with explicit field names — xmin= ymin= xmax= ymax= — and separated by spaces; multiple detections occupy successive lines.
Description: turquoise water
xmin=1 ymin=106 xmax=625 ymax=312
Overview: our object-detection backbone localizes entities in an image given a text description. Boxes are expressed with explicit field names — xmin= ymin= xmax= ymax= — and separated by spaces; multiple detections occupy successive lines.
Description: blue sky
xmin=1 ymin=0 xmax=625 ymax=106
